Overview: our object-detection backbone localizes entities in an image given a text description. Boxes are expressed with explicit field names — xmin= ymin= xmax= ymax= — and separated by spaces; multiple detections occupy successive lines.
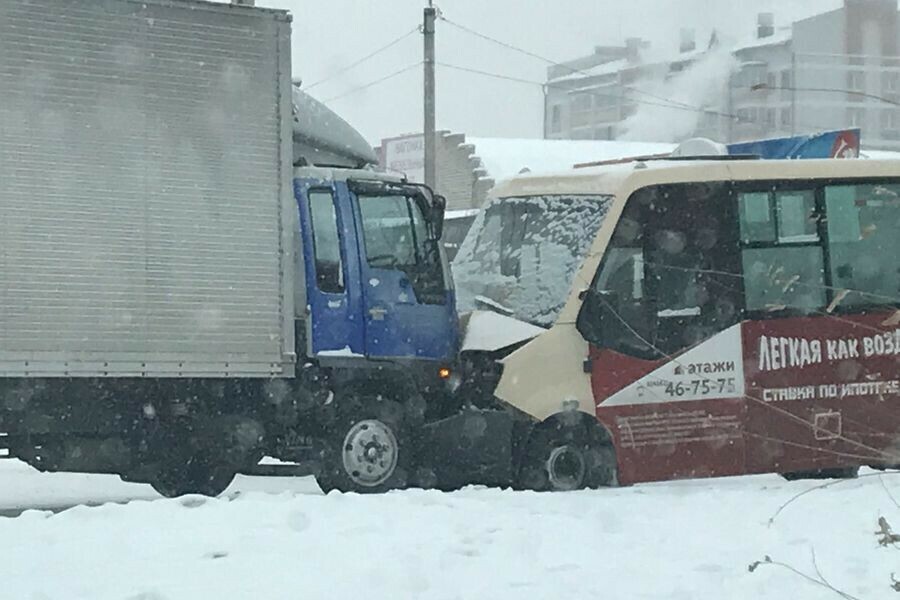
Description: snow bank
xmin=0 ymin=458 xmax=158 ymax=511
xmin=3 ymin=468 xmax=900 ymax=599
xmin=0 ymin=459 xmax=318 ymax=513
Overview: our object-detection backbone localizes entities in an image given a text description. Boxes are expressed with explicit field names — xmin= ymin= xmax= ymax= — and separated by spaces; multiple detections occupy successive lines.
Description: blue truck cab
xmin=274 ymin=88 xmax=468 ymax=494
xmin=286 ymin=166 xmax=464 ymax=493
xmin=294 ymin=168 xmax=457 ymax=364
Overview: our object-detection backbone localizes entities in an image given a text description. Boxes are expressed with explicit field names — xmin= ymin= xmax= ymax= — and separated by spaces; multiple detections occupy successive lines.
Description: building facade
xmin=378 ymin=133 xmax=674 ymax=211
xmin=545 ymin=0 xmax=900 ymax=150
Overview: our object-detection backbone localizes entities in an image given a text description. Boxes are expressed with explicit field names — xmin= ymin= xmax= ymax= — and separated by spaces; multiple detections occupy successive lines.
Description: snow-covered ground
xmin=3 ymin=458 xmax=899 ymax=599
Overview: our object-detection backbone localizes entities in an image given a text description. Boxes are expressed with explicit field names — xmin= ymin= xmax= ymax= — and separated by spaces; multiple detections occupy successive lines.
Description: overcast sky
xmin=266 ymin=0 xmax=843 ymax=143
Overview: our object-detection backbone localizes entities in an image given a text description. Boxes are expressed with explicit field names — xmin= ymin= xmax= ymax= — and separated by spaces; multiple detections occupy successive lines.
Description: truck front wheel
xmin=316 ymin=399 xmax=414 ymax=494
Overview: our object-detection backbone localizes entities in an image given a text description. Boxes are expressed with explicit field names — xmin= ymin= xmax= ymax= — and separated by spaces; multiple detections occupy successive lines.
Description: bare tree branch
xmin=880 ymin=475 xmax=900 ymax=510
xmin=770 ymin=472 xmax=897 ymax=525
xmin=748 ymin=554 xmax=862 ymax=600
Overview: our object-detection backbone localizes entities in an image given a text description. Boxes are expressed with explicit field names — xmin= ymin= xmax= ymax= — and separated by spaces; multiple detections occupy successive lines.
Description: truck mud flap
xmin=419 ymin=410 xmax=515 ymax=490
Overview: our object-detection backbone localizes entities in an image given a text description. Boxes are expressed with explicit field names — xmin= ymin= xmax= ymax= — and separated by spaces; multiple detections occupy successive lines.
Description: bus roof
xmin=491 ymin=158 xmax=900 ymax=200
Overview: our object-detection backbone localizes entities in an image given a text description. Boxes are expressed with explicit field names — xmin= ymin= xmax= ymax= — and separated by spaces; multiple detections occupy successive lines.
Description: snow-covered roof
xmin=548 ymin=58 xmax=630 ymax=84
xmin=860 ymin=149 xmax=900 ymax=160
xmin=549 ymin=31 xmax=791 ymax=85
xmin=465 ymin=137 xmax=676 ymax=182
xmin=292 ymin=87 xmax=377 ymax=167
xmin=735 ymin=29 xmax=792 ymax=53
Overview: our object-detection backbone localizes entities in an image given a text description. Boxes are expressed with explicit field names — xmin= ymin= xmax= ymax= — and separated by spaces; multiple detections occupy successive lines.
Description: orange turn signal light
xmin=438 ymin=367 xmax=452 ymax=379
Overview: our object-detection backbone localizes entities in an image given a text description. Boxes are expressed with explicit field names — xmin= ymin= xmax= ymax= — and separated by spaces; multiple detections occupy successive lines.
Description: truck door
xmin=347 ymin=182 xmax=457 ymax=361
xmin=296 ymin=180 xmax=366 ymax=356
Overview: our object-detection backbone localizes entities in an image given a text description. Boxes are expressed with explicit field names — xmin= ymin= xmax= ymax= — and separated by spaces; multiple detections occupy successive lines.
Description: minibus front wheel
xmin=518 ymin=413 xmax=617 ymax=492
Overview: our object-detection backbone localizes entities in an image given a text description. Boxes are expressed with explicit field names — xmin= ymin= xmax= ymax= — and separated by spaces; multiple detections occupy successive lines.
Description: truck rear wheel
xmin=149 ymin=452 xmax=237 ymax=498
xmin=519 ymin=415 xmax=617 ymax=492
xmin=316 ymin=398 xmax=414 ymax=494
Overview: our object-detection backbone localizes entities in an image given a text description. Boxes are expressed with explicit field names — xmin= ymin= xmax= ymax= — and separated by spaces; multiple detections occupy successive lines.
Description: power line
xmin=438 ymin=61 xmax=739 ymax=121
xmin=439 ymin=15 xmax=706 ymax=114
xmin=752 ymin=83 xmax=900 ymax=107
xmin=439 ymin=15 xmax=834 ymax=132
xmin=304 ymin=26 xmax=420 ymax=91
xmin=321 ymin=62 xmax=422 ymax=103
xmin=437 ymin=61 xmax=835 ymax=133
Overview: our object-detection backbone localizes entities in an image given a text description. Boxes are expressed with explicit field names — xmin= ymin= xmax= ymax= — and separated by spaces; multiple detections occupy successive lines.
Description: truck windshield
xmin=453 ymin=194 xmax=612 ymax=326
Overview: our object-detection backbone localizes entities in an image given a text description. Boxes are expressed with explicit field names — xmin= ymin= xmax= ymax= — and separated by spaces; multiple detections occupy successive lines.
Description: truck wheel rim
xmin=341 ymin=419 xmax=399 ymax=487
xmin=547 ymin=445 xmax=586 ymax=491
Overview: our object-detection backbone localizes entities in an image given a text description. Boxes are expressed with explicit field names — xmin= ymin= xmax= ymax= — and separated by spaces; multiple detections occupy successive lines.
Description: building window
xmin=737 ymin=107 xmax=757 ymax=124
xmin=747 ymin=66 xmax=766 ymax=88
xmin=883 ymin=72 xmax=900 ymax=94
xmin=764 ymin=108 xmax=776 ymax=128
xmin=848 ymin=108 xmax=864 ymax=128
xmin=550 ymin=105 xmax=562 ymax=134
xmin=780 ymin=108 xmax=792 ymax=127
xmin=848 ymin=70 xmax=866 ymax=92
xmin=570 ymin=93 xmax=594 ymax=128
xmin=881 ymin=109 xmax=900 ymax=139
xmin=593 ymin=126 xmax=613 ymax=140
xmin=571 ymin=94 xmax=592 ymax=111
xmin=780 ymin=70 xmax=792 ymax=100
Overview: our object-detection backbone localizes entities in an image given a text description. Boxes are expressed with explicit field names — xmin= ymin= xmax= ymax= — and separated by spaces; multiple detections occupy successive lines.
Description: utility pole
xmin=423 ymin=2 xmax=436 ymax=190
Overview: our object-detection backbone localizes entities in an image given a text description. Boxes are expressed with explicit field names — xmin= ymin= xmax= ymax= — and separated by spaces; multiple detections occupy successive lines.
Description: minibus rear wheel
xmin=519 ymin=414 xmax=617 ymax=492
xmin=781 ymin=466 xmax=859 ymax=481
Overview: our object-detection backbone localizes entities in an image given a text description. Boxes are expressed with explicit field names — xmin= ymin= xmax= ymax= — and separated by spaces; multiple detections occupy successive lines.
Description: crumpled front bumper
xmin=418 ymin=409 xmax=517 ymax=490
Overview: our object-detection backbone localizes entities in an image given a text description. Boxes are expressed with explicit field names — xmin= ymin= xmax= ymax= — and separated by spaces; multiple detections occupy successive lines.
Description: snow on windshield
xmin=453 ymin=194 xmax=612 ymax=326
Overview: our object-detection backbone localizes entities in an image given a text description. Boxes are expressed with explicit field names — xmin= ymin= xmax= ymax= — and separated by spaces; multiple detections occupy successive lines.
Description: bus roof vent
xmin=672 ymin=137 xmax=727 ymax=157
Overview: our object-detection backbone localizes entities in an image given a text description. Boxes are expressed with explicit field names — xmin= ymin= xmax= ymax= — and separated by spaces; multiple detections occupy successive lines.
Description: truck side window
xmin=308 ymin=189 xmax=344 ymax=293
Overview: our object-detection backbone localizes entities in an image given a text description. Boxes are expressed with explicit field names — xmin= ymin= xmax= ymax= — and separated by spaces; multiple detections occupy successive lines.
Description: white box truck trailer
xmin=0 ymin=0 xmax=296 ymax=378
xmin=0 ymin=0 xmax=463 ymax=497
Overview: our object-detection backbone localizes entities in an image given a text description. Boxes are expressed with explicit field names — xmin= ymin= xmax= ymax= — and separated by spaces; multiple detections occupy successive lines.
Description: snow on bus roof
xmin=861 ymin=149 xmax=900 ymax=160
xmin=465 ymin=137 xmax=675 ymax=182
xmin=491 ymin=158 xmax=900 ymax=199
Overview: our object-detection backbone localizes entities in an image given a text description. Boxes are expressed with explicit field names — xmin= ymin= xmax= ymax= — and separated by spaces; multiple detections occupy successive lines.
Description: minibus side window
xmin=581 ymin=195 xmax=656 ymax=358
xmin=825 ymin=183 xmax=900 ymax=309
xmin=737 ymin=187 xmax=826 ymax=313
xmin=579 ymin=183 xmax=742 ymax=358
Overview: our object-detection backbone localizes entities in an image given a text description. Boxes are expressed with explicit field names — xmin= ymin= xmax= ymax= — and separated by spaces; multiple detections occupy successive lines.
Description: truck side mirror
xmin=576 ymin=288 xmax=619 ymax=346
